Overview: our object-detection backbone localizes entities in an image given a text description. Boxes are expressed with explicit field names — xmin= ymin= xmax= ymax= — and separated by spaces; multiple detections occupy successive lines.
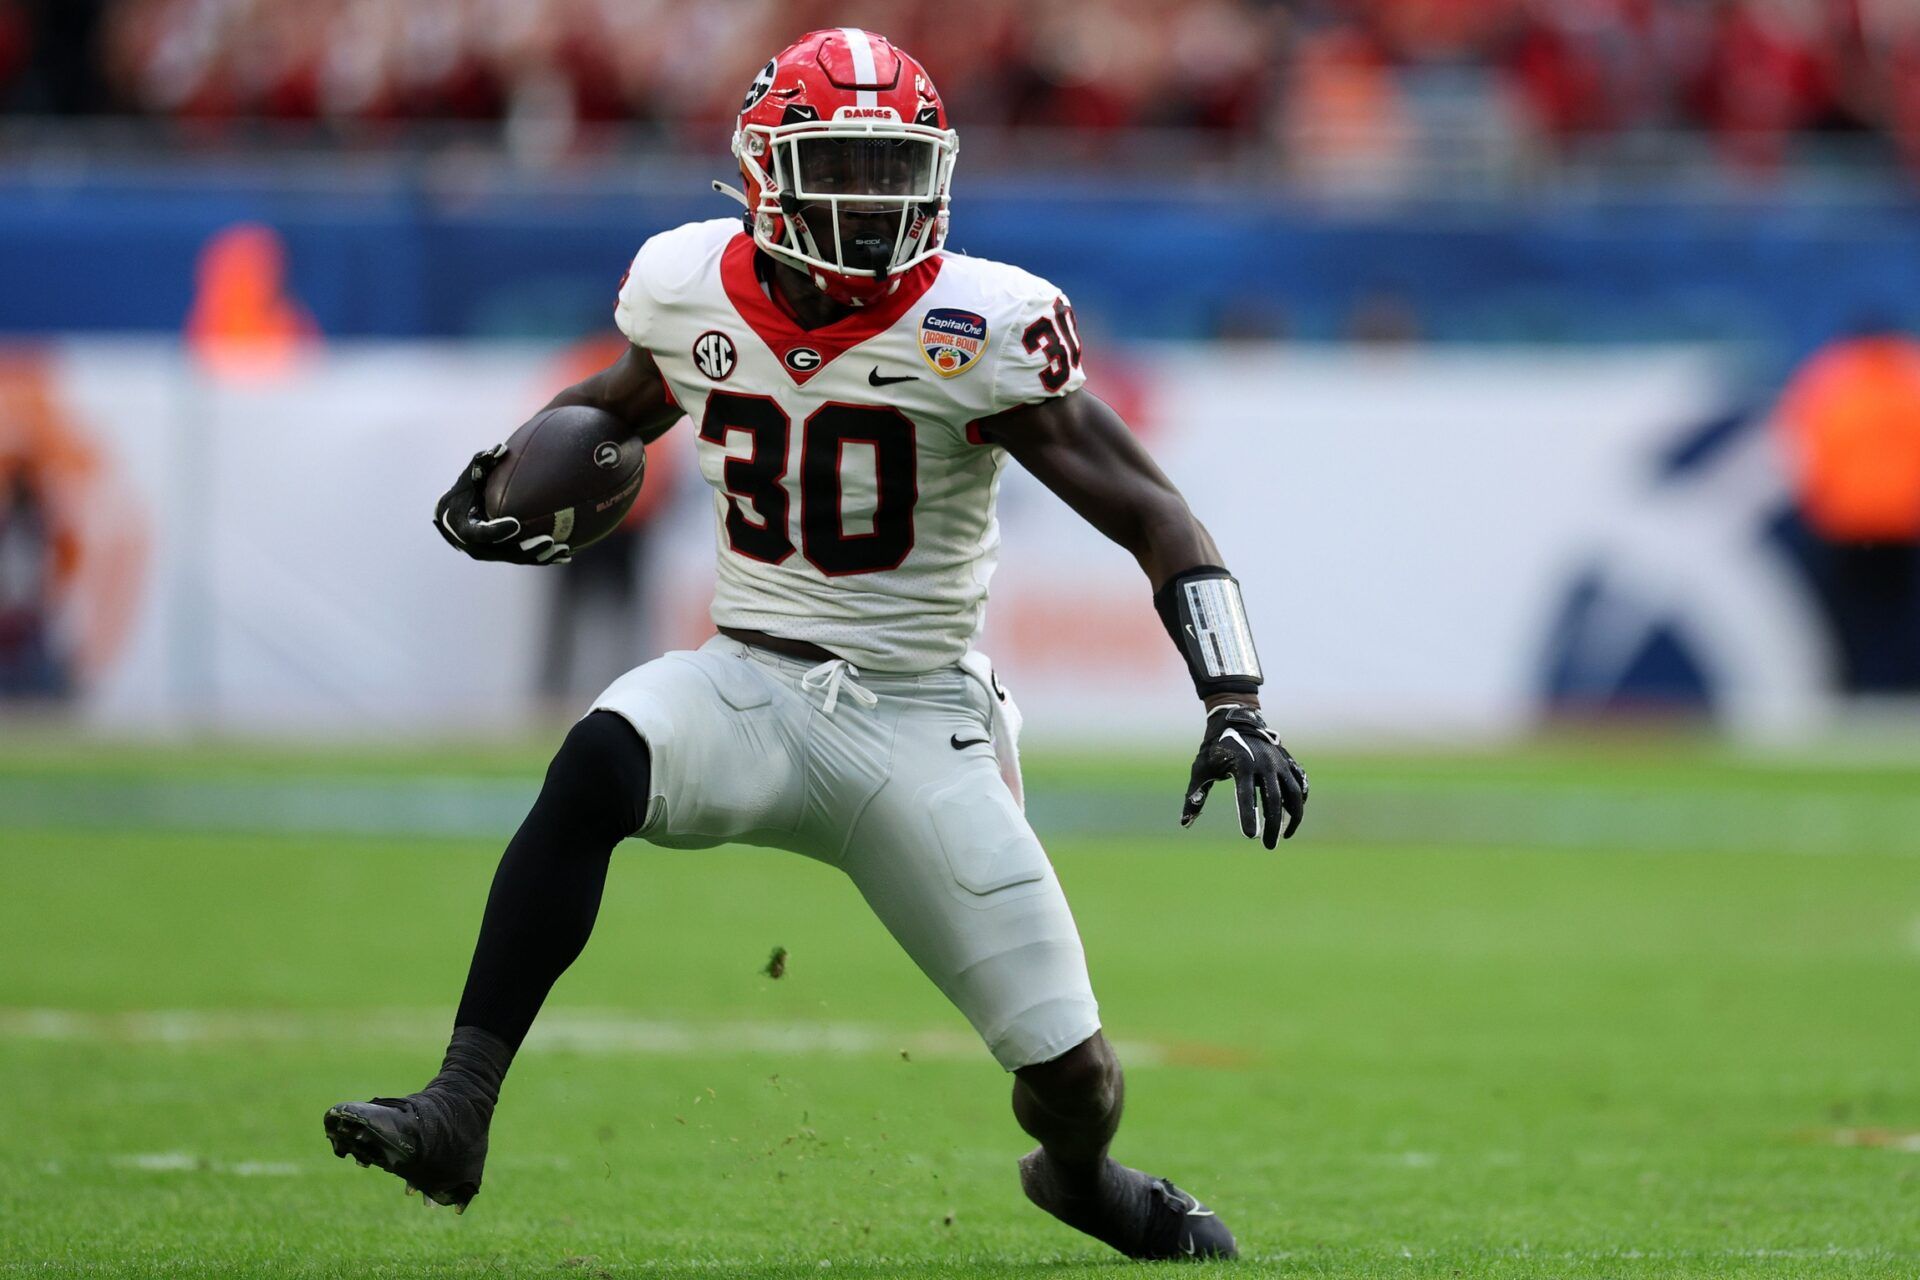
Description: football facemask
xmin=781 ymin=134 xmax=941 ymax=276
xmin=738 ymin=122 xmax=956 ymax=301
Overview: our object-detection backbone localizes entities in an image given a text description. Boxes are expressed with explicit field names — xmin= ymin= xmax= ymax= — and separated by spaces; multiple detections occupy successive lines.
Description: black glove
xmin=432 ymin=445 xmax=570 ymax=566
xmin=1180 ymin=703 xmax=1308 ymax=848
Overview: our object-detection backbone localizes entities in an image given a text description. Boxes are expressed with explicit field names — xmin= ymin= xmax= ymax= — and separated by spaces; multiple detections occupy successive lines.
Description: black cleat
xmin=324 ymin=1094 xmax=488 ymax=1211
xmin=323 ymin=1026 xmax=512 ymax=1213
xmin=1019 ymin=1148 xmax=1238 ymax=1261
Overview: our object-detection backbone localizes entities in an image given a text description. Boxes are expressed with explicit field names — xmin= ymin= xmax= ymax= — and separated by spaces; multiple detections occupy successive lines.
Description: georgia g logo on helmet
xmin=721 ymin=29 xmax=958 ymax=309
xmin=741 ymin=59 xmax=777 ymax=113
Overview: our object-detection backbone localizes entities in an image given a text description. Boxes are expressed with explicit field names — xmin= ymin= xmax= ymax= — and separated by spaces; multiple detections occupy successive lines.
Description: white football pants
xmin=592 ymin=634 xmax=1100 ymax=1069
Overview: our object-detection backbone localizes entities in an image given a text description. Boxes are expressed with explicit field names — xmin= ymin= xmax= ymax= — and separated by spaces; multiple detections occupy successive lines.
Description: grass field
xmin=2 ymin=737 xmax=1916 ymax=1278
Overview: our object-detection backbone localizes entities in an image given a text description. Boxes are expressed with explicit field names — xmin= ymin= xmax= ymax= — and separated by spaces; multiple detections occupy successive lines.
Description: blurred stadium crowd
xmin=2 ymin=0 xmax=1918 ymax=176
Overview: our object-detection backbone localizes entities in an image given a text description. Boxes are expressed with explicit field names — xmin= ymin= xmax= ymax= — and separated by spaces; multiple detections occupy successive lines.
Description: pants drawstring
xmin=801 ymin=658 xmax=879 ymax=715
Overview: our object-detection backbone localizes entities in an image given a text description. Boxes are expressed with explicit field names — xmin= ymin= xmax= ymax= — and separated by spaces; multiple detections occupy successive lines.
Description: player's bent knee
xmin=537 ymin=710 xmax=653 ymax=844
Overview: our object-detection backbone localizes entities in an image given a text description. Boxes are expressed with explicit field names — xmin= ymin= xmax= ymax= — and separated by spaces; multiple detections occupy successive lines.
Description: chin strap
xmin=711 ymin=179 xmax=751 ymax=211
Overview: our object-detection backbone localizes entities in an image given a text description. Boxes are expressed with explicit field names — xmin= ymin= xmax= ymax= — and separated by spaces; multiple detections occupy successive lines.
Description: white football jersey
xmin=616 ymin=218 xmax=1087 ymax=673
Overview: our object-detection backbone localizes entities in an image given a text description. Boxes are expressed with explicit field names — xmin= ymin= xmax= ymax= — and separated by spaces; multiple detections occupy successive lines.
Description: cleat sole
xmin=323 ymin=1106 xmax=412 ymax=1173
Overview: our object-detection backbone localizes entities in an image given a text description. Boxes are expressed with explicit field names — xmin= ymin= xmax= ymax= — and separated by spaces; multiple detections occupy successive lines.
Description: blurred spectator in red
xmin=1504 ymin=2 xmax=1616 ymax=147
xmin=1685 ymin=0 xmax=1835 ymax=173
xmin=1281 ymin=21 xmax=1411 ymax=191
xmin=0 ymin=3 xmax=28 ymax=98
xmin=1874 ymin=9 xmax=1920 ymax=177
xmin=0 ymin=0 xmax=1905 ymax=183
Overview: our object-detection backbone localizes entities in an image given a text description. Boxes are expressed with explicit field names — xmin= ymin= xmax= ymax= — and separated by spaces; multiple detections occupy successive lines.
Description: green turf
xmin=1 ymin=743 xmax=1916 ymax=1278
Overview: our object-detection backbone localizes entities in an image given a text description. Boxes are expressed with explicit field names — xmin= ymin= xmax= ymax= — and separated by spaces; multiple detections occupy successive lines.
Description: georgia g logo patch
xmin=919 ymin=308 xmax=988 ymax=378
xmin=692 ymin=330 xmax=737 ymax=382
xmin=741 ymin=59 xmax=777 ymax=112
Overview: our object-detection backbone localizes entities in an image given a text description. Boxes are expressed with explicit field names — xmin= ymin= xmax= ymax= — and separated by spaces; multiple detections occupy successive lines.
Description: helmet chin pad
xmin=783 ymin=202 xmax=903 ymax=304
xmin=810 ymin=268 xmax=897 ymax=307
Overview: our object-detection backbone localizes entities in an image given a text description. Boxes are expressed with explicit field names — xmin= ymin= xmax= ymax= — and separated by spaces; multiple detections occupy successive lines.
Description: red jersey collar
xmin=720 ymin=234 xmax=942 ymax=386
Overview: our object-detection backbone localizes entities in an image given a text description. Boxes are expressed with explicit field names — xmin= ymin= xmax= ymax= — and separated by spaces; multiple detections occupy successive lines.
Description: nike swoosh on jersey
xmin=868 ymin=368 xmax=918 ymax=386
xmin=950 ymin=734 xmax=991 ymax=749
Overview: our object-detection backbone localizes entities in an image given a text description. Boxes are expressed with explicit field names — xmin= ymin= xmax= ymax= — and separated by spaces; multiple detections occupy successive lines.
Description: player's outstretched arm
xmin=980 ymin=390 xmax=1309 ymax=845
xmin=434 ymin=344 xmax=683 ymax=566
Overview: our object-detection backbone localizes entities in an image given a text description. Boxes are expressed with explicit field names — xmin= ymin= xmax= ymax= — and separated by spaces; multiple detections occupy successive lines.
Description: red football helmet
xmin=724 ymin=29 xmax=958 ymax=307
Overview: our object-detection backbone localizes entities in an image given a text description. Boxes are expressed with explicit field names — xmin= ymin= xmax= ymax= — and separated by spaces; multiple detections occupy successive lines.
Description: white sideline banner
xmin=985 ymin=346 xmax=1828 ymax=743
xmin=6 ymin=341 xmax=1826 ymax=741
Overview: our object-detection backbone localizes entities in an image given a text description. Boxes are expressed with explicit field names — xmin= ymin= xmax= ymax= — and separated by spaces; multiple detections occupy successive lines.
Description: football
xmin=482 ymin=404 xmax=646 ymax=551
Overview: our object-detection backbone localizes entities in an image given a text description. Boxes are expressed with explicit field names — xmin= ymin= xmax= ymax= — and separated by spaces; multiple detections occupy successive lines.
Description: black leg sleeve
xmin=452 ymin=710 xmax=650 ymax=1051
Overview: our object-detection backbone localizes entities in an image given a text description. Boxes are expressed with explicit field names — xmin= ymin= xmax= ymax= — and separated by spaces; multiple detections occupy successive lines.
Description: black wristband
xmin=1154 ymin=565 xmax=1264 ymax=698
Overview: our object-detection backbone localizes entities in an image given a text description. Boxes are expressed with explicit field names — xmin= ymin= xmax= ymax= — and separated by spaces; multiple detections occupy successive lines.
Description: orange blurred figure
xmin=0 ymin=356 xmax=146 ymax=694
xmin=185 ymin=223 xmax=319 ymax=379
xmin=1776 ymin=330 xmax=1920 ymax=543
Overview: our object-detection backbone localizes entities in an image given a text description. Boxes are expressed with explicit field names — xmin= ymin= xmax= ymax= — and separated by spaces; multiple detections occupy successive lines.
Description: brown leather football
xmin=482 ymin=406 xmax=646 ymax=551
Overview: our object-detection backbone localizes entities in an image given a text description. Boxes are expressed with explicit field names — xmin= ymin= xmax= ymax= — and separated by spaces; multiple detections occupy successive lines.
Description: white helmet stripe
xmin=839 ymin=27 xmax=879 ymax=109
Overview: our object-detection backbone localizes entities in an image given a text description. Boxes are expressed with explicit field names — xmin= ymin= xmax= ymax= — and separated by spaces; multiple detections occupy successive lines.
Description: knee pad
xmin=538 ymin=710 xmax=652 ymax=843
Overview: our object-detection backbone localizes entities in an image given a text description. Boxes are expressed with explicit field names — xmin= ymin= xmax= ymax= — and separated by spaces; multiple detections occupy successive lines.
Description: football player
xmin=325 ymin=29 xmax=1306 ymax=1262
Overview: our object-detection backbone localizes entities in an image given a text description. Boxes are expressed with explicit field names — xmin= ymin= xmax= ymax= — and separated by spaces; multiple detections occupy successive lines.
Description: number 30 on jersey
xmin=698 ymin=392 xmax=916 ymax=577
xmin=698 ymin=298 xmax=1081 ymax=578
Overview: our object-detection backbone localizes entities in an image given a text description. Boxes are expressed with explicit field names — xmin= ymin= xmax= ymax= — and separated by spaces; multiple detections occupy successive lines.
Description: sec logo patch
xmin=919 ymin=308 xmax=987 ymax=377
xmin=692 ymin=330 xmax=737 ymax=381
